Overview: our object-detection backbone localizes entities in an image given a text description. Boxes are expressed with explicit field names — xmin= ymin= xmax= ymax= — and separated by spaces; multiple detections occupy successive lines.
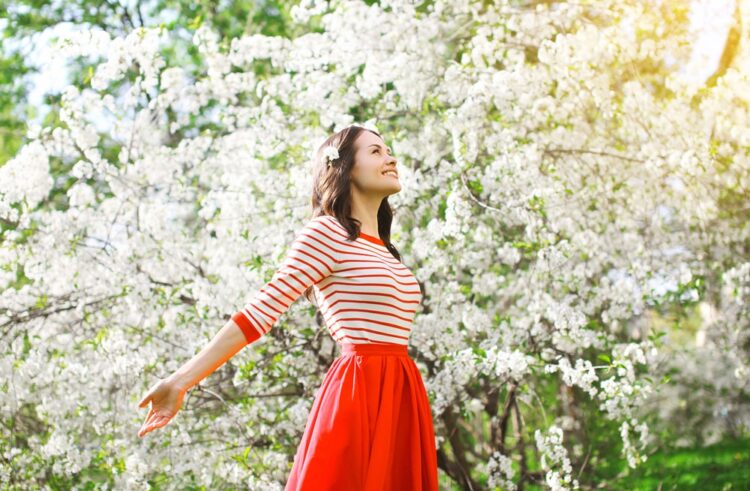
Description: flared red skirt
xmin=285 ymin=342 xmax=439 ymax=491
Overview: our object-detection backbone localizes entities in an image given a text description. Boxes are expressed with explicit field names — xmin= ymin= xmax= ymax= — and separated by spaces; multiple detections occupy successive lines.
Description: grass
xmin=606 ymin=436 xmax=750 ymax=490
xmin=438 ymin=436 xmax=750 ymax=490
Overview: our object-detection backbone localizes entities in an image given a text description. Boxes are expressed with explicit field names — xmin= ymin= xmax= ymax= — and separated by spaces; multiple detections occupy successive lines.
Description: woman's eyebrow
xmin=367 ymin=144 xmax=392 ymax=154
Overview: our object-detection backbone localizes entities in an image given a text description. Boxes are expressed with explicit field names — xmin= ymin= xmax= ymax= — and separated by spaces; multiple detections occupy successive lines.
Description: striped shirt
xmin=231 ymin=215 xmax=422 ymax=346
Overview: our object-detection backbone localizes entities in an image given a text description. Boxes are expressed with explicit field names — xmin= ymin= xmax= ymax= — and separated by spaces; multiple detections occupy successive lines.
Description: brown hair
xmin=302 ymin=124 xmax=402 ymax=304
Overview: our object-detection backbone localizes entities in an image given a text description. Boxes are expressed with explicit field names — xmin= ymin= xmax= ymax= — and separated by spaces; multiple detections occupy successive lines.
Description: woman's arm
xmin=137 ymin=318 xmax=246 ymax=438
xmin=138 ymin=216 xmax=340 ymax=437
xmin=166 ymin=318 xmax=247 ymax=392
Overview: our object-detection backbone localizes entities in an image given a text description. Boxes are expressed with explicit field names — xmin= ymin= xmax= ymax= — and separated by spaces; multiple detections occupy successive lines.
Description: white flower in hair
xmin=323 ymin=145 xmax=340 ymax=167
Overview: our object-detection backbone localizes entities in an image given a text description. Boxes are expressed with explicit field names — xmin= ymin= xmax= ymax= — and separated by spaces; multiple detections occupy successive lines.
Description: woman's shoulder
xmin=303 ymin=214 xmax=343 ymax=234
xmin=306 ymin=215 xmax=355 ymax=243
xmin=308 ymin=214 xmax=341 ymax=227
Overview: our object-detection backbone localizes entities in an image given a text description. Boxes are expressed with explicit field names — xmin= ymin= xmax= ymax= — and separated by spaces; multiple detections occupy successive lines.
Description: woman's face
xmin=350 ymin=131 xmax=400 ymax=197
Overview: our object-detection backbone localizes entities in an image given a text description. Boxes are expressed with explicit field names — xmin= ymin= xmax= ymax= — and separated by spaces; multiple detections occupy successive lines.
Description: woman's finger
xmin=141 ymin=406 xmax=155 ymax=428
xmin=139 ymin=417 xmax=159 ymax=437
xmin=141 ymin=416 xmax=167 ymax=436
xmin=137 ymin=390 xmax=153 ymax=408
xmin=145 ymin=412 xmax=169 ymax=430
xmin=144 ymin=410 xmax=162 ymax=429
xmin=139 ymin=411 xmax=159 ymax=436
xmin=138 ymin=424 xmax=149 ymax=437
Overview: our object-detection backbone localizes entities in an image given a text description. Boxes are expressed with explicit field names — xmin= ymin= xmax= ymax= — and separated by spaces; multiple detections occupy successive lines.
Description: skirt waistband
xmin=339 ymin=343 xmax=409 ymax=357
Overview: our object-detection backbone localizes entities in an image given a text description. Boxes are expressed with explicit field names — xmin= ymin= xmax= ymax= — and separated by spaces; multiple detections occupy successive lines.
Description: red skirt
xmin=285 ymin=343 xmax=439 ymax=491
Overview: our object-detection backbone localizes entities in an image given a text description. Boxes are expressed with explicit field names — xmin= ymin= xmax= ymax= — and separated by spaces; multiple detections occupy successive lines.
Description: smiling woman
xmin=137 ymin=124 xmax=438 ymax=490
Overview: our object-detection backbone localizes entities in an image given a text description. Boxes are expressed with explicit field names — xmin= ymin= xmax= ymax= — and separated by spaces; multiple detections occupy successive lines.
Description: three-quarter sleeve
xmin=231 ymin=216 xmax=340 ymax=345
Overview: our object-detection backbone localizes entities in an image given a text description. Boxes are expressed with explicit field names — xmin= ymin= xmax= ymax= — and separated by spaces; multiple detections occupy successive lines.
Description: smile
xmin=382 ymin=170 xmax=398 ymax=178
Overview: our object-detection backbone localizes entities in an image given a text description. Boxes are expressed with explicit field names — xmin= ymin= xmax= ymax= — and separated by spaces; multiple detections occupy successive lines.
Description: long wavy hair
xmin=302 ymin=125 xmax=401 ymax=305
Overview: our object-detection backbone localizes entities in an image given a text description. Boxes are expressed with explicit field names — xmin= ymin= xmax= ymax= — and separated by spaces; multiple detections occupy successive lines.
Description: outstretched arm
xmin=167 ymin=317 xmax=247 ymax=392
xmin=230 ymin=215 xmax=340 ymax=344
xmin=136 ymin=216 xmax=340 ymax=437
xmin=137 ymin=318 xmax=246 ymax=438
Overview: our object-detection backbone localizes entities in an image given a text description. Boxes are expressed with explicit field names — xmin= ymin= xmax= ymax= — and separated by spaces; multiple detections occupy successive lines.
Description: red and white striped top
xmin=231 ymin=215 xmax=423 ymax=346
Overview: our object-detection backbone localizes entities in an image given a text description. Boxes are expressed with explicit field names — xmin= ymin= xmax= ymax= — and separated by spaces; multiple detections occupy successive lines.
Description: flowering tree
xmin=2 ymin=0 xmax=748 ymax=489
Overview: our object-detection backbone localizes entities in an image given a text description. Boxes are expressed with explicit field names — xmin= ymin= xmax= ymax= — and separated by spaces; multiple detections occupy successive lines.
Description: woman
xmin=136 ymin=125 xmax=439 ymax=490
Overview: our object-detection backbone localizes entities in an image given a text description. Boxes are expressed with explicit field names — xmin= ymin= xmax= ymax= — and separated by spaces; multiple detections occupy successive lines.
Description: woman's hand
xmin=135 ymin=319 xmax=249 ymax=438
xmin=137 ymin=377 xmax=187 ymax=438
